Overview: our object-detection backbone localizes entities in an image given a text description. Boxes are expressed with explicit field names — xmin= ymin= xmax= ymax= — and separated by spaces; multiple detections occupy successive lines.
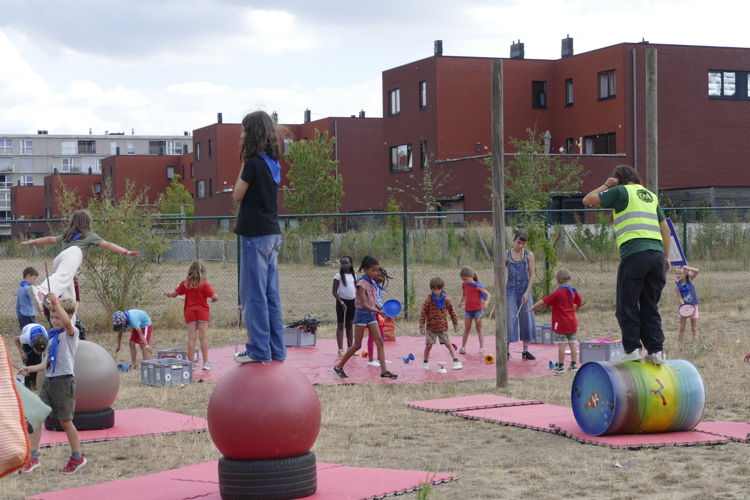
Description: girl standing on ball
xmin=332 ymin=256 xmax=356 ymax=357
xmin=333 ymin=256 xmax=397 ymax=379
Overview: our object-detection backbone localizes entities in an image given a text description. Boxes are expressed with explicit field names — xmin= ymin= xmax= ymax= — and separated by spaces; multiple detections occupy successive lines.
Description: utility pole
xmin=491 ymin=60 xmax=508 ymax=388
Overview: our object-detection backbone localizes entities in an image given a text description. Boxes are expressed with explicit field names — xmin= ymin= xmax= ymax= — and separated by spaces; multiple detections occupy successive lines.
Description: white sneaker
xmin=452 ymin=361 xmax=463 ymax=370
xmin=645 ymin=351 xmax=666 ymax=365
xmin=367 ymin=361 xmax=380 ymax=367
xmin=421 ymin=362 xmax=430 ymax=370
xmin=234 ymin=351 xmax=260 ymax=363
xmin=620 ymin=350 xmax=643 ymax=362
xmin=202 ymin=361 xmax=212 ymax=370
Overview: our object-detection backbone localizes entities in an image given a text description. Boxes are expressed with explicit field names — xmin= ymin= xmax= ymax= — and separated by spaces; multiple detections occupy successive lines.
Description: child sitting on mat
xmin=419 ymin=277 xmax=462 ymax=370
xmin=674 ymin=265 xmax=700 ymax=341
xmin=528 ymin=268 xmax=584 ymax=372
xmin=19 ymin=294 xmax=86 ymax=474
xmin=113 ymin=309 xmax=154 ymax=368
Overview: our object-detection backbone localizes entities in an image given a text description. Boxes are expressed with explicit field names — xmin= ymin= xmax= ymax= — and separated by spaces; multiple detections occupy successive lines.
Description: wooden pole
xmin=645 ymin=49 xmax=658 ymax=192
xmin=491 ymin=60 xmax=508 ymax=388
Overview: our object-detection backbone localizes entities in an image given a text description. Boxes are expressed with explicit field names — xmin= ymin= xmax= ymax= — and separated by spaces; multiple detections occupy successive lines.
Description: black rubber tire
xmin=44 ymin=407 xmax=115 ymax=431
xmin=218 ymin=452 xmax=317 ymax=500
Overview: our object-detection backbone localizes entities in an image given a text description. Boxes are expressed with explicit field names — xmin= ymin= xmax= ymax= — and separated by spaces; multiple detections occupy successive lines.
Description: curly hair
xmin=239 ymin=111 xmax=279 ymax=162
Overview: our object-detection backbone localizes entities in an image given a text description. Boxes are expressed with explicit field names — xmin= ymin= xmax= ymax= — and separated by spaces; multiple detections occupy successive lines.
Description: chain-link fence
xmin=1 ymin=207 xmax=748 ymax=334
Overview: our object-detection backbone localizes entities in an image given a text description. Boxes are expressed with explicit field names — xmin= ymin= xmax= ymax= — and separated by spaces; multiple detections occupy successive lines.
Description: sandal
xmin=380 ymin=371 xmax=398 ymax=379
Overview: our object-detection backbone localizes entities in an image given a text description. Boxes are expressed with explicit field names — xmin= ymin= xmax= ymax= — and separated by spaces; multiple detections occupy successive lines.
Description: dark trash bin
xmin=311 ymin=240 xmax=333 ymax=267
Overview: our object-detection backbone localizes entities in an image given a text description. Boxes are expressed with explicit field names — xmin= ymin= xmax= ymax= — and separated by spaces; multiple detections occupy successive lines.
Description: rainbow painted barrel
xmin=571 ymin=360 xmax=705 ymax=436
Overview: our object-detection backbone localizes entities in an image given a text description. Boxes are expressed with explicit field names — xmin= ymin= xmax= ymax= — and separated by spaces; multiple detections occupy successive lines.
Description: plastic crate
xmin=284 ymin=326 xmax=316 ymax=347
xmin=141 ymin=358 xmax=193 ymax=386
xmin=534 ymin=322 xmax=553 ymax=344
xmin=579 ymin=340 xmax=625 ymax=364
xmin=157 ymin=347 xmax=200 ymax=362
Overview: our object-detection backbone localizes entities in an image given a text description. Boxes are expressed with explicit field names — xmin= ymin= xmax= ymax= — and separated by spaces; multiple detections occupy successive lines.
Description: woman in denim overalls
xmin=505 ymin=230 xmax=537 ymax=360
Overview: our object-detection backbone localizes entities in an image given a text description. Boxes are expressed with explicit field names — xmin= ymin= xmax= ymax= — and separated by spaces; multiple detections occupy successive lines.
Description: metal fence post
xmin=401 ymin=213 xmax=409 ymax=319
xmin=683 ymin=207 xmax=689 ymax=260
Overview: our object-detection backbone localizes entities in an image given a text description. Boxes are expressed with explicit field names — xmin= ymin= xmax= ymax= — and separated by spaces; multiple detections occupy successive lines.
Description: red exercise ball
xmin=207 ymin=362 xmax=321 ymax=460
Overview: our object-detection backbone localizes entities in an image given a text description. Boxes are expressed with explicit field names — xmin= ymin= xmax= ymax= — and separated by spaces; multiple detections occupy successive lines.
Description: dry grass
xmin=2 ymin=304 xmax=749 ymax=499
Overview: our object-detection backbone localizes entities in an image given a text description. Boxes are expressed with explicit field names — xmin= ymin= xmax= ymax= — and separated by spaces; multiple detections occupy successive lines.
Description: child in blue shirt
xmin=674 ymin=265 xmax=700 ymax=341
xmin=112 ymin=309 xmax=154 ymax=368
xmin=16 ymin=266 xmax=39 ymax=328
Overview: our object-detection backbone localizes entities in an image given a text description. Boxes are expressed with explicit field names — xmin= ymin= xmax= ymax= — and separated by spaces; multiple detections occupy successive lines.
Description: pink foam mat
xmin=28 ymin=460 xmax=459 ymax=500
xmin=40 ymin=408 xmax=206 ymax=447
xmin=193 ymin=337 xmax=563 ymax=385
xmin=695 ymin=421 xmax=750 ymax=442
xmin=452 ymin=403 xmax=730 ymax=448
xmin=406 ymin=394 xmax=543 ymax=412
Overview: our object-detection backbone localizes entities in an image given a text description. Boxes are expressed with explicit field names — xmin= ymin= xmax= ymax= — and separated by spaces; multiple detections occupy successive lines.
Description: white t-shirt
xmin=333 ymin=272 xmax=357 ymax=300
xmin=19 ymin=323 xmax=48 ymax=345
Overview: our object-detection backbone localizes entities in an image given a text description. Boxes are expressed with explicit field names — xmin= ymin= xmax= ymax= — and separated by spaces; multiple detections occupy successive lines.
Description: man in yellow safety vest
xmin=582 ymin=165 xmax=671 ymax=364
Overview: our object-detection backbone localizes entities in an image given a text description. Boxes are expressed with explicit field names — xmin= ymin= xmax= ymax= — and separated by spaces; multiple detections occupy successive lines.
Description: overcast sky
xmin=1 ymin=0 xmax=748 ymax=135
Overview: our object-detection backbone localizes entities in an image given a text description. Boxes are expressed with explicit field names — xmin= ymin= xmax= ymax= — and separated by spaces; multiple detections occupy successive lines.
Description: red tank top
xmin=463 ymin=284 xmax=484 ymax=311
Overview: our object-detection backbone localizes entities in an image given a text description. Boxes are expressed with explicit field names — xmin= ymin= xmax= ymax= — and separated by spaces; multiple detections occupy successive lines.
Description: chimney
xmin=358 ymin=109 xmax=365 ymax=118
xmin=561 ymin=35 xmax=574 ymax=58
xmin=510 ymin=40 xmax=524 ymax=59
xmin=217 ymin=112 xmax=223 ymax=124
xmin=183 ymin=131 xmax=189 ymax=136
xmin=37 ymin=130 xmax=43 ymax=135
xmin=434 ymin=40 xmax=443 ymax=56
xmin=304 ymin=109 xmax=311 ymax=123
xmin=271 ymin=111 xmax=279 ymax=123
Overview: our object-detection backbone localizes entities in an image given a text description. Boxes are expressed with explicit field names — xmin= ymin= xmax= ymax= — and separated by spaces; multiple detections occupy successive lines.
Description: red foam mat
xmin=193 ymin=337 xmax=563 ymax=385
xmin=40 ymin=408 xmax=206 ymax=447
xmin=695 ymin=421 xmax=750 ymax=442
xmin=453 ymin=404 xmax=730 ymax=448
xmin=28 ymin=460 xmax=459 ymax=500
xmin=406 ymin=394 xmax=543 ymax=412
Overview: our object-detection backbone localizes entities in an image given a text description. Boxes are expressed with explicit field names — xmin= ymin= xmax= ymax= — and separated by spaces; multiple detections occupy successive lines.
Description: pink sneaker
xmin=19 ymin=457 xmax=40 ymax=473
xmin=60 ymin=454 xmax=87 ymax=474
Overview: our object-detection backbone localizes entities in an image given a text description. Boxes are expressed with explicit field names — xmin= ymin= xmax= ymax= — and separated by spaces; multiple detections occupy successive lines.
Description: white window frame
xmin=21 ymin=139 xmax=33 ymax=154
xmin=61 ymin=140 xmax=76 ymax=155
xmin=61 ymin=157 xmax=78 ymax=173
xmin=418 ymin=81 xmax=427 ymax=109
xmin=389 ymin=88 xmax=400 ymax=115
xmin=390 ymin=144 xmax=412 ymax=172
xmin=110 ymin=141 xmax=118 ymax=155
xmin=0 ymin=157 xmax=13 ymax=173
xmin=196 ymin=179 xmax=206 ymax=198
xmin=127 ymin=142 xmax=135 ymax=155
xmin=21 ymin=175 xmax=33 ymax=186
xmin=0 ymin=174 xmax=12 ymax=189
xmin=0 ymin=139 xmax=12 ymax=154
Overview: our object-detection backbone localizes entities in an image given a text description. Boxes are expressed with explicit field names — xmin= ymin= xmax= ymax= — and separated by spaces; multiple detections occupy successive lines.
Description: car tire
xmin=44 ymin=407 xmax=115 ymax=431
xmin=218 ymin=452 xmax=317 ymax=500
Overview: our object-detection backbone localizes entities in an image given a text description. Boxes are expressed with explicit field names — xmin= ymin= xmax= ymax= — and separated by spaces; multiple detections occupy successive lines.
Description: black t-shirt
xmin=233 ymin=155 xmax=280 ymax=237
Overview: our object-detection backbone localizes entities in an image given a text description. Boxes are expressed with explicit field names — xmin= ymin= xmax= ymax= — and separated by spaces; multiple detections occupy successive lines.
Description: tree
xmin=489 ymin=129 xmax=585 ymax=297
xmin=57 ymin=179 xmax=169 ymax=314
xmin=283 ymin=130 xmax=343 ymax=220
xmin=158 ymin=174 xmax=194 ymax=231
xmin=387 ymin=157 xmax=451 ymax=212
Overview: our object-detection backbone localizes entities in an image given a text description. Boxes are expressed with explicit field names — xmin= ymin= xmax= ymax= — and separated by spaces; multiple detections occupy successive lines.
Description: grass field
xmin=2 ymin=300 xmax=749 ymax=498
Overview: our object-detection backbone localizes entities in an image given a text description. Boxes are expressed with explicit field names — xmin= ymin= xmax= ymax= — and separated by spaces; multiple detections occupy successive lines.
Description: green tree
xmin=57 ymin=179 xmax=168 ymax=315
xmin=387 ymin=157 xmax=451 ymax=212
xmin=489 ymin=129 xmax=585 ymax=297
xmin=283 ymin=130 xmax=343 ymax=229
xmin=158 ymin=174 xmax=194 ymax=231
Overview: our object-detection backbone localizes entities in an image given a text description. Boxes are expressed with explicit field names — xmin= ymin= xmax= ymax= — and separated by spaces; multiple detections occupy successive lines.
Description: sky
xmin=1 ymin=0 xmax=749 ymax=135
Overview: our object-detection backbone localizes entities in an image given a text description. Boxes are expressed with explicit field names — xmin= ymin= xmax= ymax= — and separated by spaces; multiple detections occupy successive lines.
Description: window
xmin=167 ymin=166 xmax=175 ymax=180
xmin=77 ymin=140 xmax=96 ymax=154
xmin=583 ymin=132 xmax=616 ymax=154
xmin=389 ymin=88 xmax=400 ymax=115
xmin=81 ymin=157 xmax=99 ymax=174
xmin=0 ymin=191 xmax=10 ymax=206
xmin=167 ymin=141 xmax=184 ymax=155
xmin=196 ymin=179 xmax=206 ymax=198
xmin=195 ymin=143 xmax=202 ymax=161
xmin=21 ymin=140 xmax=32 ymax=154
xmin=565 ymin=79 xmax=574 ymax=106
xmin=0 ymin=157 xmax=12 ymax=173
xmin=208 ymin=139 xmax=213 ymax=158
xmin=418 ymin=81 xmax=427 ymax=109
xmin=565 ymin=138 xmax=575 ymax=154
xmin=598 ymin=69 xmax=616 ymax=99
xmin=18 ymin=158 xmax=32 ymax=173
xmin=93 ymin=183 xmax=102 ymax=194
xmin=149 ymin=141 xmax=166 ymax=155
xmin=0 ymin=139 xmax=11 ymax=154
xmin=531 ymin=81 xmax=547 ymax=109
xmin=61 ymin=157 xmax=79 ymax=173
xmin=110 ymin=141 xmax=118 ymax=155
xmin=390 ymin=144 xmax=412 ymax=172
xmin=61 ymin=140 xmax=76 ymax=155
xmin=127 ymin=142 xmax=135 ymax=155
xmin=283 ymin=139 xmax=292 ymax=154
xmin=21 ymin=175 xmax=33 ymax=186
xmin=708 ymin=70 xmax=750 ymax=99
xmin=420 ymin=140 xmax=428 ymax=169
xmin=0 ymin=175 xmax=11 ymax=188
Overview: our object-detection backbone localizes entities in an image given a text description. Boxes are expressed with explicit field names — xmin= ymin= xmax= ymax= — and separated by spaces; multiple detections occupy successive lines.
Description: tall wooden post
xmin=491 ymin=60 xmax=508 ymax=388
xmin=645 ymin=49 xmax=658 ymax=192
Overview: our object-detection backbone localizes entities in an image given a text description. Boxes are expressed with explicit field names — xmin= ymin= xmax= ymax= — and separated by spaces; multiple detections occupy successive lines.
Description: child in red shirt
xmin=165 ymin=260 xmax=218 ymax=370
xmin=529 ymin=268 xmax=583 ymax=371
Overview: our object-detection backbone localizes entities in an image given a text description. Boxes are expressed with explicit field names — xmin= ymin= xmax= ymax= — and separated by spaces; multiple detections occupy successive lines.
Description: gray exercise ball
xmin=37 ymin=340 xmax=120 ymax=412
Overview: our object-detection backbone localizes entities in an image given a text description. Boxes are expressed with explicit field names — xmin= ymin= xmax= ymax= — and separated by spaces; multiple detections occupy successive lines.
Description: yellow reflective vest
xmin=612 ymin=184 xmax=662 ymax=247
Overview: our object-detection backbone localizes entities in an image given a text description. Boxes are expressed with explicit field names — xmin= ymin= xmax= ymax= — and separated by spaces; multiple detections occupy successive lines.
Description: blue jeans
xmin=506 ymin=287 xmax=536 ymax=342
xmin=240 ymin=234 xmax=285 ymax=362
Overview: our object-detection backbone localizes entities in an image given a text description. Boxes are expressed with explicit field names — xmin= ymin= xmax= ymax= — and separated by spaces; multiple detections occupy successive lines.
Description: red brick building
xmin=101 ymin=153 xmax=194 ymax=206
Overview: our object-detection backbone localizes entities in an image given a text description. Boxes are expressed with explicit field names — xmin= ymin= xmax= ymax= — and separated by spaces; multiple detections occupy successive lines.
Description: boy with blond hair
xmin=529 ymin=268 xmax=584 ymax=371
xmin=19 ymin=294 xmax=86 ymax=474
xmin=419 ymin=277 xmax=462 ymax=370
